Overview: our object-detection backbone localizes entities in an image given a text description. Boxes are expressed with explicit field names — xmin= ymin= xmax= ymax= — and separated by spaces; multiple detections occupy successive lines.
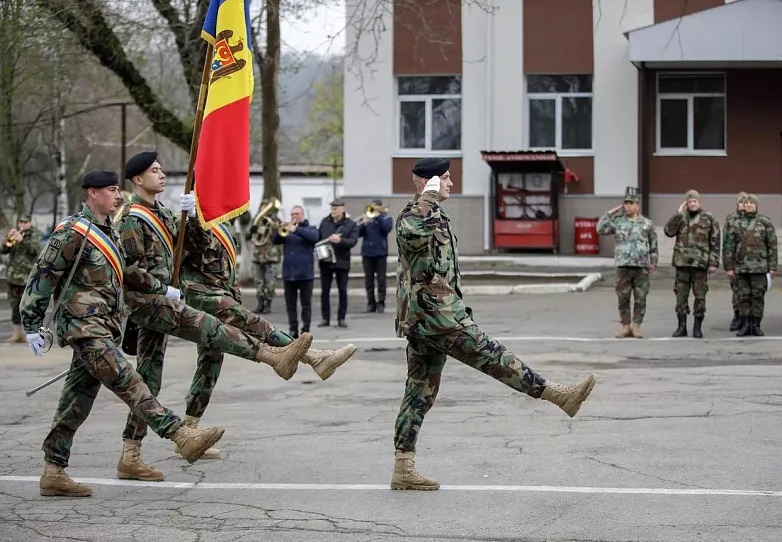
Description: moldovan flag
xmin=194 ymin=0 xmax=254 ymax=229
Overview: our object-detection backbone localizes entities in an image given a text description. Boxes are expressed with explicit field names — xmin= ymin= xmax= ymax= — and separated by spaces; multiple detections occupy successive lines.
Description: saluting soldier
xmin=663 ymin=190 xmax=720 ymax=338
xmin=391 ymin=157 xmax=596 ymax=491
xmin=723 ymin=193 xmax=747 ymax=331
xmin=1 ymin=214 xmax=42 ymax=343
xmin=723 ymin=194 xmax=777 ymax=336
xmin=177 ymin=217 xmax=357 ymax=459
xmin=116 ymin=151 xmax=312 ymax=481
xmin=20 ymin=170 xmax=224 ymax=498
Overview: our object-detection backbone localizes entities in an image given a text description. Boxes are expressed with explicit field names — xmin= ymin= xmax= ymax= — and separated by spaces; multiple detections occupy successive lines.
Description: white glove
xmin=27 ymin=333 xmax=44 ymax=357
xmin=165 ymin=286 xmax=182 ymax=300
xmin=179 ymin=193 xmax=196 ymax=218
xmin=423 ymin=175 xmax=441 ymax=193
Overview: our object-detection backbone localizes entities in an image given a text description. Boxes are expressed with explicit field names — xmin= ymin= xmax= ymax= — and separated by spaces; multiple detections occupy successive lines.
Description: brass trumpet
xmin=4 ymin=228 xmax=22 ymax=247
xmin=358 ymin=202 xmax=388 ymax=224
xmin=277 ymin=221 xmax=294 ymax=237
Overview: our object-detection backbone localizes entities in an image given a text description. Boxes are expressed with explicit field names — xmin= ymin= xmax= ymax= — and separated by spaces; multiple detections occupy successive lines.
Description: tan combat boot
xmin=615 ymin=324 xmax=632 ymax=338
xmin=631 ymin=323 xmax=643 ymax=338
xmin=5 ymin=324 xmax=23 ymax=344
xmin=257 ymin=332 xmax=313 ymax=380
xmin=302 ymin=344 xmax=357 ymax=380
xmin=541 ymin=373 xmax=598 ymax=417
xmin=40 ymin=463 xmax=92 ymax=497
xmin=390 ymin=451 xmax=440 ymax=491
xmin=116 ymin=439 xmax=165 ymax=481
xmin=169 ymin=424 xmax=225 ymax=464
xmin=173 ymin=415 xmax=221 ymax=459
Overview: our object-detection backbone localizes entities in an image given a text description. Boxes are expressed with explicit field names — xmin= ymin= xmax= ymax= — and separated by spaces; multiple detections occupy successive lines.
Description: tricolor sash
xmin=212 ymin=222 xmax=237 ymax=274
xmin=129 ymin=204 xmax=174 ymax=257
xmin=55 ymin=217 xmax=124 ymax=285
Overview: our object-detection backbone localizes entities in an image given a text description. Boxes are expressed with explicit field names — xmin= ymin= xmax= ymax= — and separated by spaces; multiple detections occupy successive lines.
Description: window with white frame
xmin=526 ymin=74 xmax=593 ymax=153
xmin=657 ymin=73 xmax=726 ymax=153
xmin=397 ymin=76 xmax=461 ymax=152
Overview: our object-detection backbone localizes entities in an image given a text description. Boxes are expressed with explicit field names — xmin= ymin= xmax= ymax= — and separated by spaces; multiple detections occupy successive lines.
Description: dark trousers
xmin=284 ymin=279 xmax=313 ymax=333
xmin=320 ymin=265 xmax=349 ymax=321
xmin=362 ymin=256 xmax=387 ymax=307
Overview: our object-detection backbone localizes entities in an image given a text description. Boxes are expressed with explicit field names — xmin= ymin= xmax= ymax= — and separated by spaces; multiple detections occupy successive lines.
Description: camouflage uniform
xmin=1 ymin=224 xmax=41 ymax=327
xmin=663 ymin=204 xmax=720 ymax=337
xmin=117 ymin=194 xmax=269 ymax=442
xmin=249 ymin=217 xmax=281 ymax=313
xmin=722 ymin=202 xmax=777 ymax=336
xmin=597 ymin=209 xmax=658 ymax=330
xmin=723 ymin=208 xmax=744 ymax=329
xmin=19 ymin=206 xmax=182 ymax=468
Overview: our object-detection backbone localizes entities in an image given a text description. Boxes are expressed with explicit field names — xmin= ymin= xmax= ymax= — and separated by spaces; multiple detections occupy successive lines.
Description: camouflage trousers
xmin=122 ymin=294 xmax=266 ymax=441
xmin=674 ymin=267 xmax=709 ymax=317
xmin=615 ymin=267 xmax=650 ymax=325
xmin=729 ymin=275 xmax=739 ymax=312
xmin=44 ymin=337 xmax=181 ymax=467
xmin=254 ymin=262 xmax=277 ymax=303
xmin=7 ymin=283 xmax=23 ymax=325
xmin=735 ymin=273 xmax=767 ymax=319
xmin=184 ymin=291 xmax=294 ymax=418
xmin=394 ymin=324 xmax=547 ymax=452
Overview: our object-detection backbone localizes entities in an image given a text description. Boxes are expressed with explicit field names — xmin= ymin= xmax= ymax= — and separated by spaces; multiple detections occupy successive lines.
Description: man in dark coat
xmin=317 ymin=199 xmax=358 ymax=328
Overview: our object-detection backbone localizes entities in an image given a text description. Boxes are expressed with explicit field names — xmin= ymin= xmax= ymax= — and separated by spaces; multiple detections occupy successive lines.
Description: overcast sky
xmin=280 ymin=2 xmax=346 ymax=55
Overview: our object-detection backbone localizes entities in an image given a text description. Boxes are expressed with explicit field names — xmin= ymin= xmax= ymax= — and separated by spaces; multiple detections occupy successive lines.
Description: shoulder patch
xmin=48 ymin=237 xmax=63 ymax=250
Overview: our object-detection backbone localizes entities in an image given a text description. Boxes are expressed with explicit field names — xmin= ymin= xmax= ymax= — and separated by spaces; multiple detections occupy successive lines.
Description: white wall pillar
xmin=343 ymin=0 xmax=394 ymax=196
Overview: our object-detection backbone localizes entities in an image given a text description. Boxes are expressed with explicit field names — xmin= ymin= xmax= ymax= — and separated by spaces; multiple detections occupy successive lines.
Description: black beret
xmin=330 ymin=199 xmax=345 ymax=206
xmin=81 ymin=170 xmax=119 ymax=189
xmin=412 ymin=157 xmax=450 ymax=178
xmin=124 ymin=151 xmax=158 ymax=179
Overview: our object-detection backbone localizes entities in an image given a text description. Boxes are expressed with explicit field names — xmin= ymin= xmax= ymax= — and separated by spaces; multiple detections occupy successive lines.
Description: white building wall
xmin=343 ymin=0 xmax=395 ymax=196
xmin=460 ymin=2 xmax=488 ymax=198
xmin=591 ymin=0 xmax=653 ymax=197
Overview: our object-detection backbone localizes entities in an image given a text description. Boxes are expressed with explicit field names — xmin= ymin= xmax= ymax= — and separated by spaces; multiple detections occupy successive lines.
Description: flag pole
xmin=172 ymin=42 xmax=213 ymax=288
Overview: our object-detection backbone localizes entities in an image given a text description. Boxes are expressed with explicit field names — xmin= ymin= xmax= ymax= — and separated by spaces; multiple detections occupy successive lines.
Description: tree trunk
xmin=261 ymin=0 xmax=281 ymax=203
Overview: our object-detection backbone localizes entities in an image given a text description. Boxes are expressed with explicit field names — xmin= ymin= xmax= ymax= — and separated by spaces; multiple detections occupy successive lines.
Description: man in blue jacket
xmin=272 ymin=206 xmax=319 ymax=338
xmin=358 ymin=199 xmax=393 ymax=313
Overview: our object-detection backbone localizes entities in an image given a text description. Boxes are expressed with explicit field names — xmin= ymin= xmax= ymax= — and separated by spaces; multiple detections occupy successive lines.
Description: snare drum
xmin=315 ymin=239 xmax=335 ymax=263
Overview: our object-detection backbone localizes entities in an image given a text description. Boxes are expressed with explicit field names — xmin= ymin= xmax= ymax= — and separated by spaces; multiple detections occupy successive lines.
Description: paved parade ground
xmin=0 ymin=282 xmax=780 ymax=541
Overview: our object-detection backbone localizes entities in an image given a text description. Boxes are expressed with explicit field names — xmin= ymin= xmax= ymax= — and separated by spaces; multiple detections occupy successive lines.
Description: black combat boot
xmin=364 ymin=303 xmax=376 ymax=313
xmin=672 ymin=314 xmax=687 ymax=337
xmin=692 ymin=316 xmax=704 ymax=339
xmin=752 ymin=316 xmax=764 ymax=336
xmin=262 ymin=300 xmax=272 ymax=314
xmin=729 ymin=311 xmax=740 ymax=331
xmin=289 ymin=328 xmax=299 ymax=339
xmin=254 ymin=300 xmax=265 ymax=314
xmin=736 ymin=316 xmax=752 ymax=337
xmin=317 ymin=320 xmax=330 ymax=328
xmin=376 ymin=303 xmax=385 ymax=314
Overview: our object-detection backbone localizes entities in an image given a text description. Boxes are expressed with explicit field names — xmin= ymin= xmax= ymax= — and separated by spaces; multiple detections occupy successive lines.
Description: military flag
xmin=194 ymin=0 xmax=254 ymax=229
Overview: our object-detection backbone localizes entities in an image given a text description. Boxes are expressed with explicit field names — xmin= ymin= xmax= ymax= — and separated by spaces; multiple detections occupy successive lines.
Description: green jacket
xmin=597 ymin=211 xmax=659 ymax=268
xmin=722 ymin=212 xmax=778 ymax=274
xmin=663 ymin=209 xmax=720 ymax=269
xmin=1 ymin=226 xmax=42 ymax=285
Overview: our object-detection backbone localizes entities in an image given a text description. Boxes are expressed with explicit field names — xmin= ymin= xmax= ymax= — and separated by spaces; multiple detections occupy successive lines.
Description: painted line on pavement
xmin=0 ymin=476 xmax=779 ymax=497
xmin=312 ymin=335 xmax=782 ymax=344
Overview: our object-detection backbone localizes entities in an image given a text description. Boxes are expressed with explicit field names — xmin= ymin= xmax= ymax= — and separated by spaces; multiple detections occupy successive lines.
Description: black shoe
xmin=337 ymin=319 xmax=348 ymax=328
xmin=364 ymin=304 xmax=376 ymax=313
xmin=376 ymin=303 xmax=385 ymax=314
xmin=692 ymin=316 xmax=704 ymax=339
xmin=729 ymin=311 xmax=741 ymax=331
xmin=736 ymin=316 xmax=752 ymax=337
xmin=301 ymin=324 xmax=310 ymax=333
xmin=672 ymin=314 xmax=688 ymax=337
xmin=261 ymin=300 xmax=272 ymax=314
xmin=254 ymin=300 xmax=265 ymax=314
xmin=289 ymin=329 xmax=299 ymax=339
xmin=752 ymin=316 xmax=765 ymax=336
xmin=317 ymin=320 xmax=330 ymax=328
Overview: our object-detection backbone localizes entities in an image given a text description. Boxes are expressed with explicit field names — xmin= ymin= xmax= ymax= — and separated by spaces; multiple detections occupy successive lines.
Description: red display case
xmin=481 ymin=150 xmax=566 ymax=253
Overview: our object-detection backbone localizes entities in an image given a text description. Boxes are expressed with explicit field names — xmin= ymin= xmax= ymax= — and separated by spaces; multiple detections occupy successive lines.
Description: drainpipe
xmin=639 ymin=62 xmax=651 ymax=217
xmin=483 ymin=6 xmax=494 ymax=252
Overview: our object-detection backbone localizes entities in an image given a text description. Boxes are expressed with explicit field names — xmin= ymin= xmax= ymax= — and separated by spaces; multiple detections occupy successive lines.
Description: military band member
xmin=178 ymin=217 xmax=357 ymax=459
xmin=723 ymin=193 xmax=747 ymax=331
xmin=318 ymin=200 xmax=358 ymax=328
xmin=723 ymin=194 xmax=777 ymax=337
xmin=116 ymin=151 xmax=312 ymax=481
xmin=20 ymin=170 xmax=224 ymax=497
xmin=246 ymin=199 xmax=281 ymax=314
xmin=1 ymin=214 xmax=41 ymax=343
xmin=391 ymin=157 xmax=597 ymax=491
xmin=663 ymin=190 xmax=720 ymax=338
xmin=358 ymin=199 xmax=393 ymax=313
xmin=597 ymin=191 xmax=658 ymax=339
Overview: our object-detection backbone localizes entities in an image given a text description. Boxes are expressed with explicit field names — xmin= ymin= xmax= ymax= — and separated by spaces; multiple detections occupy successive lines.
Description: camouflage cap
xmin=623 ymin=194 xmax=639 ymax=203
xmin=736 ymin=191 xmax=748 ymax=203
xmin=746 ymin=193 xmax=759 ymax=204
xmin=17 ymin=215 xmax=31 ymax=223
xmin=685 ymin=189 xmax=700 ymax=200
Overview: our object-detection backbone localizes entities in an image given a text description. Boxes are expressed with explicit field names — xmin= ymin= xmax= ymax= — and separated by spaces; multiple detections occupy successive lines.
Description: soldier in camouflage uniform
xmin=116 ymin=151 xmax=312 ymax=481
xmin=20 ymin=170 xmax=225 ymax=498
xmin=178 ymin=219 xmax=357 ymax=459
xmin=722 ymin=193 xmax=777 ymax=337
xmin=246 ymin=202 xmax=281 ymax=314
xmin=1 ymin=215 xmax=41 ymax=343
xmin=723 ymin=193 xmax=747 ymax=331
xmin=663 ymin=190 xmax=720 ymax=339
xmin=597 ymin=192 xmax=659 ymax=339
xmin=391 ymin=157 xmax=597 ymax=491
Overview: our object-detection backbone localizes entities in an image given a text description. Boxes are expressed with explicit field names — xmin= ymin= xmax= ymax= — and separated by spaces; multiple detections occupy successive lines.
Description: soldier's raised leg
xmin=631 ymin=268 xmax=650 ymax=338
xmin=749 ymin=273 xmax=767 ymax=336
xmin=691 ymin=269 xmax=709 ymax=338
xmin=729 ymin=275 xmax=741 ymax=331
xmin=672 ymin=268 xmax=691 ymax=337
xmin=615 ymin=268 xmax=633 ymax=338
